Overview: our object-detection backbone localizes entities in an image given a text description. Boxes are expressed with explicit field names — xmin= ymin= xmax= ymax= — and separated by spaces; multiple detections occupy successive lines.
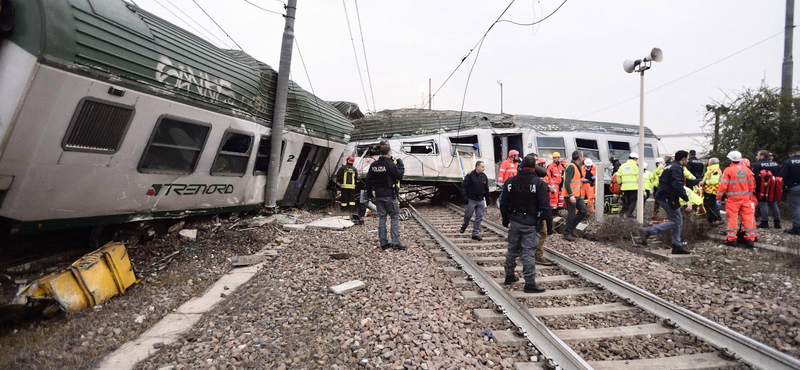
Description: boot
xmin=774 ymin=220 xmax=782 ymax=229
xmin=671 ymin=245 xmax=691 ymax=255
xmin=757 ymin=221 xmax=769 ymax=229
xmin=563 ymin=233 xmax=575 ymax=242
xmin=723 ymin=239 xmax=736 ymax=246
xmin=638 ymin=228 xmax=649 ymax=247
xmin=535 ymin=257 xmax=555 ymax=266
xmin=504 ymin=275 xmax=519 ymax=285
xmin=742 ymin=240 xmax=755 ymax=248
xmin=523 ymin=283 xmax=546 ymax=293
xmin=784 ymin=227 xmax=800 ymax=235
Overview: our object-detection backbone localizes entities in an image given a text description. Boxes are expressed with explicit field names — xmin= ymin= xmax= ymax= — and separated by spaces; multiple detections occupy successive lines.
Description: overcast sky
xmin=132 ymin=0 xmax=794 ymax=155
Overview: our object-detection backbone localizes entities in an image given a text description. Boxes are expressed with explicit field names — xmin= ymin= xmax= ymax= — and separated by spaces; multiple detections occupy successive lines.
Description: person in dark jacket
xmin=562 ymin=151 xmax=587 ymax=241
xmin=366 ymin=145 xmax=406 ymax=250
xmin=460 ymin=161 xmax=490 ymax=240
xmin=610 ymin=156 xmax=622 ymax=175
xmin=779 ymin=146 xmax=800 ymax=234
xmin=638 ymin=150 xmax=692 ymax=254
xmin=752 ymin=149 xmax=782 ymax=229
xmin=687 ymin=150 xmax=705 ymax=180
xmin=500 ymin=154 xmax=553 ymax=293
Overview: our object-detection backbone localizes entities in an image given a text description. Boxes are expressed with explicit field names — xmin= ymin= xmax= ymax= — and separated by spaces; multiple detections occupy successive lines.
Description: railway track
xmin=409 ymin=203 xmax=800 ymax=370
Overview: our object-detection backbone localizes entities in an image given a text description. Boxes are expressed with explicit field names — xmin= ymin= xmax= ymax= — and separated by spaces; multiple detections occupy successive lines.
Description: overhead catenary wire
xmin=152 ymin=0 xmax=232 ymax=48
xmin=163 ymin=0 xmax=234 ymax=48
xmin=242 ymin=0 xmax=285 ymax=15
xmin=578 ymin=30 xmax=785 ymax=119
xmin=192 ymin=0 xmax=244 ymax=50
xmin=354 ymin=0 xmax=377 ymax=112
xmin=497 ymin=0 xmax=567 ymax=27
xmin=342 ymin=0 xmax=372 ymax=112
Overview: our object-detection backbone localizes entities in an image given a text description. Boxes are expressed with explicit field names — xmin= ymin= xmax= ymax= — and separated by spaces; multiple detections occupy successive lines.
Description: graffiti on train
xmin=156 ymin=55 xmax=236 ymax=104
xmin=146 ymin=183 xmax=235 ymax=196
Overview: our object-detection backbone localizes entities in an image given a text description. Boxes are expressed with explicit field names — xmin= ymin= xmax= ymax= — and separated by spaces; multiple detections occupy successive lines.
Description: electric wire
xmin=342 ymin=0 xmax=372 ymax=112
xmin=354 ymin=0 xmax=377 ymax=112
xmin=496 ymin=0 xmax=567 ymax=27
xmin=163 ymin=0 xmax=233 ymax=48
xmin=153 ymin=0 xmax=232 ymax=48
xmin=192 ymin=0 xmax=244 ymax=50
xmin=243 ymin=0 xmax=284 ymax=15
xmin=577 ymin=30 xmax=785 ymax=119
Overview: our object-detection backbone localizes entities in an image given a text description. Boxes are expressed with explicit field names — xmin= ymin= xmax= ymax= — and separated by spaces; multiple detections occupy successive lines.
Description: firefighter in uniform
xmin=500 ymin=154 xmax=553 ymax=293
xmin=702 ymin=157 xmax=723 ymax=225
xmin=335 ymin=156 xmax=358 ymax=213
xmin=752 ymin=149 xmax=782 ymax=229
xmin=616 ymin=153 xmax=640 ymax=218
xmin=546 ymin=152 xmax=564 ymax=211
xmin=717 ymin=150 xmax=757 ymax=247
xmin=582 ymin=158 xmax=597 ymax=212
xmin=779 ymin=146 xmax=800 ymax=235
xmin=366 ymin=145 xmax=406 ymax=250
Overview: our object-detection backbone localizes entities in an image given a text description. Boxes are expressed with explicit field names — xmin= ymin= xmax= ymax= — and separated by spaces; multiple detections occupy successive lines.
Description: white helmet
xmin=727 ymin=150 xmax=742 ymax=162
xmin=643 ymin=162 xmax=649 ymax=170
xmin=656 ymin=157 xmax=665 ymax=164
xmin=629 ymin=152 xmax=639 ymax=159
xmin=584 ymin=158 xmax=593 ymax=166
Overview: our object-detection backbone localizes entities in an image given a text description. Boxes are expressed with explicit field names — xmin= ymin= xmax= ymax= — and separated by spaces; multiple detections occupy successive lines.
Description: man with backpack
xmin=752 ymin=149 xmax=783 ymax=229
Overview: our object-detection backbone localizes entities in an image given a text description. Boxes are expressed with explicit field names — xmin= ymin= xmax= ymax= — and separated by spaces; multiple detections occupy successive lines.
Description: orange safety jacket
xmin=582 ymin=165 xmax=597 ymax=199
xmin=562 ymin=162 xmax=585 ymax=198
xmin=497 ymin=157 xmax=517 ymax=186
xmin=716 ymin=163 xmax=755 ymax=201
xmin=546 ymin=162 xmax=564 ymax=191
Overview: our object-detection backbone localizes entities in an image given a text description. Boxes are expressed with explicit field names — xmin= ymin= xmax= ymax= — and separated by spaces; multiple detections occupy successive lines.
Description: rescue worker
xmin=687 ymin=150 xmax=705 ymax=180
xmin=702 ymin=157 xmax=723 ymax=225
xmin=500 ymin=154 xmax=552 ymax=293
xmin=642 ymin=162 xmax=653 ymax=200
xmin=638 ymin=150 xmax=692 ymax=255
xmin=460 ymin=161 xmax=490 ymax=241
xmin=366 ymin=145 xmax=406 ymax=250
xmin=497 ymin=150 xmax=519 ymax=189
xmin=652 ymin=157 xmax=666 ymax=220
xmin=582 ymin=158 xmax=597 ymax=212
xmin=562 ymin=151 xmax=587 ymax=241
xmin=546 ymin=152 xmax=564 ymax=211
xmin=616 ymin=153 xmax=640 ymax=218
xmin=535 ymin=156 xmax=555 ymax=265
xmin=752 ymin=149 xmax=782 ymax=229
xmin=335 ymin=156 xmax=358 ymax=213
xmin=717 ymin=150 xmax=757 ymax=247
xmin=778 ymin=146 xmax=800 ymax=235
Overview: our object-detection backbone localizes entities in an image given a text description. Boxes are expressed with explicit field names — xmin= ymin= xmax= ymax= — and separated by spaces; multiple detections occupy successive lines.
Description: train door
xmin=281 ymin=143 xmax=330 ymax=206
xmin=492 ymin=133 xmax=522 ymax=170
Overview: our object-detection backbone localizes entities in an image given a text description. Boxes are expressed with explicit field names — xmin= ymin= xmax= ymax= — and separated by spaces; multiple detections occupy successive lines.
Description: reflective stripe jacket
xmin=716 ymin=163 xmax=755 ymax=201
xmin=617 ymin=159 xmax=639 ymax=191
xmin=651 ymin=165 xmax=664 ymax=190
xmin=679 ymin=186 xmax=704 ymax=207
xmin=546 ymin=162 xmax=564 ymax=191
xmin=702 ymin=164 xmax=721 ymax=195
xmin=497 ymin=157 xmax=517 ymax=186
xmin=336 ymin=164 xmax=357 ymax=190
xmin=562 ymin=162 xmax=584 ymax=197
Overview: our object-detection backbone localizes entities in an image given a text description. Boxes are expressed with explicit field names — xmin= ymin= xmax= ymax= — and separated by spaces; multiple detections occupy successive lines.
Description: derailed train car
xmin=342 ymin=108 xmax=660 ymax=200
xmin=0 ymin=0 xmax=352 ymax=237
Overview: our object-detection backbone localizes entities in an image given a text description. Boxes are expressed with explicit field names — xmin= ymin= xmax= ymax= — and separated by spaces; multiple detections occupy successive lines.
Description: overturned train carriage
xmin=0 ymin=0 xmax=352 ymax=236
xmin=342 ymin=108 xmax=660 ymax=198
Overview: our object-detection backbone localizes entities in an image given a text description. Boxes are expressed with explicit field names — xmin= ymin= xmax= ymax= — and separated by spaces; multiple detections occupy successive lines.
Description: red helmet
xmin=346 ymin=156 xmax=355 ymax=164
xmin=537 ymin=157 xmax=547 ymax=164
xmin=508 ymin=150 xmax=519 ymax=157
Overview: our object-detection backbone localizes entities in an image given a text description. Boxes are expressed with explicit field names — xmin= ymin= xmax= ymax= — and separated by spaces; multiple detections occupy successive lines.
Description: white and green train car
xmin=0 ymin=0 xmax=352 ymax=236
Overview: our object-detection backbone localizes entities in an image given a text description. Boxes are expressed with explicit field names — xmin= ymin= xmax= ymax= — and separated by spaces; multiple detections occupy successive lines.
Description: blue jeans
xmin=644 ymin=199 xmax=683 ymax=247
xmin=758 ymin=201 xmax=781 ymax=222
xmin=504 ymin=221 xmax=539 ymax=284
xmin=790 ymin=185 xmax=800 ymax=228
xmin=375 ymin=197 xmax=400 ymax=246
xmin=462 ymin=199 xmax=486 ymax=237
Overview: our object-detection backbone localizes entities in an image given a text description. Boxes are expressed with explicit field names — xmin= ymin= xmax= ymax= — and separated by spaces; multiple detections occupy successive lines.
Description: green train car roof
xmin=6 ymin=0 xmax=352 ymax=143
xmin=351 ymin=108 xmax=658 ymax=141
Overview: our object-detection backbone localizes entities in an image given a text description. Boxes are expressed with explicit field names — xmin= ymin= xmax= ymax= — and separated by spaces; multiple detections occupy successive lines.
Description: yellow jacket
xmin=702 ymin=164 xmax=721 ymax=195
xmin=679 ymin=186 xmax=703 ymax=207
xmin=617 ymin=159 xmax=639 ymax=191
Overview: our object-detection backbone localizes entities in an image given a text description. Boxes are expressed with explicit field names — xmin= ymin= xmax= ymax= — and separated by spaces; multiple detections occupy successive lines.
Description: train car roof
xmin=5 ymin=0 xmax=352 ymax=143
xmin=351 ymin=109 xmax=658 ymax=141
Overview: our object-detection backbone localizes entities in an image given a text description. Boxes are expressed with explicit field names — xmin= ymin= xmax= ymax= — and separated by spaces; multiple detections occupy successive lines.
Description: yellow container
xmin=14 ymin=242 xmax=139 ymax=311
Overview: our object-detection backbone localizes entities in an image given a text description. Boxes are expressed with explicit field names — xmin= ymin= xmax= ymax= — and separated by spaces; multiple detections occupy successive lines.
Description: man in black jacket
xmin=460 ymin=161 xmax=490 ymax=240
xmin=638 ymin=150 xmax=692 ymax=255
xmin=752 ymin=149 xmax=782 ymax=229
xmin=366 ymin=145 xmax=405 ymax=250
xmin=687 ymin=150 xmax=705 ymax=180
xmin=500 ymin=154 xmax=553 ymax=293
xmin=779 ymin=146 xmax=800 ymax=234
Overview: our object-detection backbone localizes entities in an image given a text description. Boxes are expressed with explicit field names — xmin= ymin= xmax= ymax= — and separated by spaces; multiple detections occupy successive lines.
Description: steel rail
xmin=442 ymin=202 xmax=800 ymax=370
xmin=410 ymin=204 xmax=593 ymax=370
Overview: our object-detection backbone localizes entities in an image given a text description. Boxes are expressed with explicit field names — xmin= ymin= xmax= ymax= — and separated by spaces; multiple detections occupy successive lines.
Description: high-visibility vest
xmin=561 ymin=162 xmax=584 ymax=197
xmin=618 ymin=159 xmax=639 ymax=191
xmin=717 ymin=163 xmax=755 ymax=201
xmin=702 ymin=164 xmax=721 ymax=195
xmin=340 ymin=166 xmax=356 ymax=189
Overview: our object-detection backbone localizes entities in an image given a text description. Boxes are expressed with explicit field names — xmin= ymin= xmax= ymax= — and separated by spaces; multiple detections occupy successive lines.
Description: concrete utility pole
xmin=782 ymin=0 xmax=795 ymax=99
xmin=265 ymin=0 xmax=297 ymax=208
xmin=428 ymin=78 xmax=432 ymax=110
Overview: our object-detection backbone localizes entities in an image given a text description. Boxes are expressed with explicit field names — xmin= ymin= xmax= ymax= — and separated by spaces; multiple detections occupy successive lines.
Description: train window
xmin=449 ymin=136 xmax=480 ymax=156
xmin=211 ymin=131 xmax=253 ymax=176
xmin=644 ymin=143 xmax=655 ymax=158
xmin=138 ymin=117 xmax=210 ymax=174
xmin=401 ymin=140 xmax=438 ymax=155
xmin=608 ymin=141 xmax=632 ymax=161
xmin=254 ymin=136 xmax=286 ymax=175
xmin=356 ymin=143 xmax=382 ymax=157
xmin=575 ymin=138 xmax=601 ymax=161
xmin=62 ymin=98 xmax=134 ymax=154
xmin=535 ymin=137 xmax=565 ymax=159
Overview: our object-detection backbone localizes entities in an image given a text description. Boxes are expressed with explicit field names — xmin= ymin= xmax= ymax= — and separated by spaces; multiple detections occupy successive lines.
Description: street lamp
xmin=497 ymin=80 xmax=504 ymax=114
xmin=623 ymin=47 xmax=663 ymax=224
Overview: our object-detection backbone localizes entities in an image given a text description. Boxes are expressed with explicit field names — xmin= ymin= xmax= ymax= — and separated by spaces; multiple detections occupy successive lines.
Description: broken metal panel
xmin=13 ymin=242 xmax=139 ymax=311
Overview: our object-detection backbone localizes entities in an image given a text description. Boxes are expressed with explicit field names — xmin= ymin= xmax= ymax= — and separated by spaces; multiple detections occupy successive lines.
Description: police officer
xmin=638 ymin=150 xmax=692 ymax=255
xmin=460 ymin=161 xmax=490 ymax=241
xmin=335 ymin=156 xmax=358 ymax=213
xmin=779 ymin=146 xmax=800 ymax=235
xmin=752 ymin=149 xmax=782 ymax=229
xmin=687 ymin=150 xmax=705 ymax=180
xmin=500 ymin=154 xmax=553 ymax=293
xmin=366 ymin=145 xmax=406 ymax=250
